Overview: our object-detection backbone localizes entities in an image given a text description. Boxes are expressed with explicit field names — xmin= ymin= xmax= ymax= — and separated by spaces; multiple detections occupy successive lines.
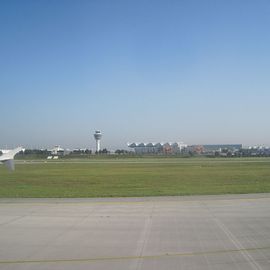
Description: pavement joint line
xmin=216 ymin=220 xmax=262 ymax=270
xmin=14 ymin=160 xmax=270 ymax=164
xmin=202 ymin=200 xmax=263 ymax=270
xmin=1 ymin=246 xmax=270 ymax=265
xmin=0 ymin=196 xmax=270 ymax=206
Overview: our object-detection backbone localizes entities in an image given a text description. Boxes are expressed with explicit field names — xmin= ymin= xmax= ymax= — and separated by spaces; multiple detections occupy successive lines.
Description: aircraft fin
xmin=3 ymin=159 xmax=15 ymax=171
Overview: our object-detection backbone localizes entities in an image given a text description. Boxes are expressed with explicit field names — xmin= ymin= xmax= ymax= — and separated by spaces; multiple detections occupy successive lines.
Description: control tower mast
xmin=94 ymin=130 xmax=102 ymax=153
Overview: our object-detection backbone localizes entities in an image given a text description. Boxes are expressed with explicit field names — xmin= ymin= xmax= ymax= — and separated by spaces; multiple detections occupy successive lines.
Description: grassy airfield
xmin=0 ymin=157 xmax=270 ymax=197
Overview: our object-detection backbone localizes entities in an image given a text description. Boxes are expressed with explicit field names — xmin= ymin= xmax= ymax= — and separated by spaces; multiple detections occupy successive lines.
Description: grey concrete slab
xmin=0 ymin=194 xmax=270 ymax=270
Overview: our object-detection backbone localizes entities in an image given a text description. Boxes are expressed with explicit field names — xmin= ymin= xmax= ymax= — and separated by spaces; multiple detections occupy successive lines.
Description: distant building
xmin=187 ymin=145 xmax=204 ymax=154
xmin=48 ymin=145 xmax=65 ymax=156
xmin=128 ymin=142 xmax=187 ymax=154
xmin=187 ymin=144 xmax=242 ymax=155
xmin=203 ymin=144 xmax=242 ymax=152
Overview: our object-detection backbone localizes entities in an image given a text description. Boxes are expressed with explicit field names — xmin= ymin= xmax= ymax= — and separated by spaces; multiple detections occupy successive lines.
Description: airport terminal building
xmin=128 ymin=142 xmax=242 ymax=155
xmin=128 ymin=142 xmax=187 ymax=154
xmin=187 ymin=144 xmax=243 ymax=155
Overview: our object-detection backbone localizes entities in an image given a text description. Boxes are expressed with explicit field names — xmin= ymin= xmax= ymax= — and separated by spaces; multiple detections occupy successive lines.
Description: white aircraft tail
xmin=0 ymin=147 xmax=23 ymax=171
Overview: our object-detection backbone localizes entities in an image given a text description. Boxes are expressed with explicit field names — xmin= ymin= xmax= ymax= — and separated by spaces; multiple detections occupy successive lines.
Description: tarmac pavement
xmin=0 ymin=194 xmax=270 ymax=270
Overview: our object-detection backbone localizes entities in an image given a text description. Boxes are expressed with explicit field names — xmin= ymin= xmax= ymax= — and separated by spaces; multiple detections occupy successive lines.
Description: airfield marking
xmin=1 ymin=196 xmax=270 ymax=207
xmin=0 ymin=246 xmax=269 ymax=265
xmin=214 ymin=217 xmax=263 ymax=270
xmin=14 ymin=159 xmax=270 ymax=165
xmin=201 ymin=200 xmax=265 ymax=270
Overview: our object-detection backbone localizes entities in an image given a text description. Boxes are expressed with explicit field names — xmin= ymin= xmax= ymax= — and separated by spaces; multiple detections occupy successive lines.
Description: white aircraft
xmin=0 ymin=147 xmax=24 ymax=171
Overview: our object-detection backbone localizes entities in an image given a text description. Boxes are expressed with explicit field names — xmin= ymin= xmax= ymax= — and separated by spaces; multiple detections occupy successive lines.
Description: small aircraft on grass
xmin=0 ymin=147 xmax=24 ymax=171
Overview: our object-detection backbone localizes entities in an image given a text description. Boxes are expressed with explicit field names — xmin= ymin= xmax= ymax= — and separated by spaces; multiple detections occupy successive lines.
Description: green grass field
xmin=0 ymin=158 xmax=270 ymax=197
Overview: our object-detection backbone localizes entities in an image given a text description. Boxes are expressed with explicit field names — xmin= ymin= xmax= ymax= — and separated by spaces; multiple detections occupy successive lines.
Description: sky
xmin=1 ymin=0 xmax=270 ymax=150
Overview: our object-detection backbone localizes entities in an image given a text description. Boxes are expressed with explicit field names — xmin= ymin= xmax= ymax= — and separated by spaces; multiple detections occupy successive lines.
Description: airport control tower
xmin=94 ymin=130 xmax=102 ymax=153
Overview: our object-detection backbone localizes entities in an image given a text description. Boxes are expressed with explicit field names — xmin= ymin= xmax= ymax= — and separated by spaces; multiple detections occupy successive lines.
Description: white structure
xmin=128 ymin=142 xmax=187 ymax=154
xmin=0 ymin=146 xmax=24 ymax=171
xmin=94 ymin=130 xmax=102 ymax=152
xmin=48 ymin=145 xmax=64 ymax=156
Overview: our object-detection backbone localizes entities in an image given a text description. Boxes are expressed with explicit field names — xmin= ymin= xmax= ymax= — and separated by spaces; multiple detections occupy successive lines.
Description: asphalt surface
xmin=0 ymin=194 xmax=270 ymax=270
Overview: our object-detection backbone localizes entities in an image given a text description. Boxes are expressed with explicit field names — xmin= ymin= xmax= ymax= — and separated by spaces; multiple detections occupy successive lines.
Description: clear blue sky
xmin=1 ymin=0 xmax=270 ymax=150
